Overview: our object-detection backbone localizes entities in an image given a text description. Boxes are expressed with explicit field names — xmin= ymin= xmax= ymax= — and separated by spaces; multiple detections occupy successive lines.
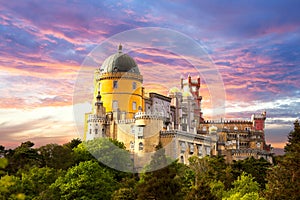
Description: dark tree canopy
xmin=265 ymin=119 xmax=300 ymax=200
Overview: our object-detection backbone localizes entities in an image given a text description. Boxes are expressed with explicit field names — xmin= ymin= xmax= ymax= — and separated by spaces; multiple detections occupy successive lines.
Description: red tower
xmin=181 ymin=75 xmax=204 ymax=123
xmin=252 ymin=111 xmax=266 ymax=131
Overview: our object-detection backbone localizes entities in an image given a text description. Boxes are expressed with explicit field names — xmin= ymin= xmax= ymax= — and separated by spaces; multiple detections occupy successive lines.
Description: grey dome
xmin=100 ymin=45 xmax=140 ymax=74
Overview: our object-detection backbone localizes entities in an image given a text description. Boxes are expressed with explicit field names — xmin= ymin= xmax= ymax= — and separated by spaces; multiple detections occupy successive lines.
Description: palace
xmin=84 ymin=44 xmax=273 ymax=167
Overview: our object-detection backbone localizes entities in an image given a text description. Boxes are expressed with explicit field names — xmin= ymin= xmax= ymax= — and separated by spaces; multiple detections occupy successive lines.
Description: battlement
xmin=116 ymin=119 xmax=135 ymax=124
xmin=201 ymin=120 xmax=252 ymax=124
xmin=87 ymin=114 xmax=107 ymax=123
xmin=134 ymin=111 xmax=167 ymax=120
xmin=95 ymin=71 xmax=143 ymax=82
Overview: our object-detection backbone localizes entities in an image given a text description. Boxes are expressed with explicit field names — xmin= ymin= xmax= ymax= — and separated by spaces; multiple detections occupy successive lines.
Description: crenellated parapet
xmin=201 ymin=120 xmax=252 ymax=124
xmin=134 ymin=111 xmax=168 ymax=120
xmin=87 ymin=114 xmax=107 ymax=123
xmin=95 ymin=71 xmax=143 ymax=82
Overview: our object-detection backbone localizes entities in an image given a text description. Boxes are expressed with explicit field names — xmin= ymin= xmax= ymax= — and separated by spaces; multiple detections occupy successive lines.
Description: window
xmin=132 ymin=82 xmax=136 ymax=90
xmin=139 ymin=142 xmax=143 ymax=151
xmin=180 ymin=142 xmax=186 ymax=153
xmin=131 ymin=126 xmax=135 ymax=134
xmin=137 ymin=127 xmax=143 ymax=139
xmin=112 ymin=100 xmax=118 ymax=110
xmin=95 ymin=129 xmax=98 ymax=134
xmin=257 ymin=142 xmax=261 ymax=148
xmin=89 ymin=129 xmax=92 ymax=134
xmin=113 ymin=80 xmax=118 ymax=89
xmin=130 ymin=141 xmax=134 ymax=150
xmin=205 ymin=146 xmax=211 ymax=156
xmin=132 ymin=101 xmax=137 ymax=110
xmin=180 ymin=156 xmax=184 ymax=163
xmin=197 ymin=145 xmax=203 ymax=156
xmin=189 ymin=143 xmax=194 ymax=154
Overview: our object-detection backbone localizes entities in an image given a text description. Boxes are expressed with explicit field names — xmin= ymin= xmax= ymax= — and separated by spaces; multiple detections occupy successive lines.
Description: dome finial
xmin=118 ymin=43 xmax=122 ymax=53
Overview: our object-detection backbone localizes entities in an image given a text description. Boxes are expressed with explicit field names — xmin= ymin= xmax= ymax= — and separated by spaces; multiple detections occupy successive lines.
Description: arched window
xmin=113 ymin=80 xmax=118 ymax=89
xmin=130 ymin=141 xmax=134 ymax=150
xmin=180 ymin=156 xmax=184 ymax=163
xmin=139 ymin=142 xmax=143 ymax=150
xmin=132 ymin=101 xmax=137 ymax=110
xmin=132 ymin=82 xmax=136 ymax=90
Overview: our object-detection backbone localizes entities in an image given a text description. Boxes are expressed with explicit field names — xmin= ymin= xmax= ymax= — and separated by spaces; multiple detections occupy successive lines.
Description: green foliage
xmin=0 ymin=158 xmax=8 ymax=176
xmin=111 ymin=176 xmax=138 ymax=200
xmin=2 ymin=135 xmax=293 ymax=200
xmin=73 ymin=143 xmax=96 ymax=164
xmin=185 ymin=156 xmax=221 ymax=199
xmin=265 ymin=119 xmax=300 ymax=200
xmin=0 ymin=175 xmax=25 ymax=200
xmin=84 ymin=138 xmax=132 ymax=172
xmin=0 ymin=145 xmax=5 ymax=158
xmin=6 ymin=141 xmax=41 ymax=174
xmin=38 ymin=144 xmax=75 ymax=170
xmin=20 ymin=167 xmax=62 ymax=199
xmin=49 ymin=160 xmax=117 ymax=200
xmin=64 ymin=138 xmax=82 ymax=149
xmin=185 ymin=155 xmax=234 ymax=199
xmin=209 ymin=180 xmax=225 ymax=200
xmin=232 ymin=157 xmax=271 ymax=188
xmin=112 ymin=188 xmax=137 ymax=200
xmin=284 ymin=119 xmax=300 ymax=153
xmin=136 ymin=143 xmax=183 ymax=200
xmin=223 ymin=172 xmax=264 ymax=200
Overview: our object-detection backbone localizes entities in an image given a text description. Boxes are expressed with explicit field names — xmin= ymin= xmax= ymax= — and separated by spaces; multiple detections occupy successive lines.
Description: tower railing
xmin=95 ymin=71 xmax=143 ymax=81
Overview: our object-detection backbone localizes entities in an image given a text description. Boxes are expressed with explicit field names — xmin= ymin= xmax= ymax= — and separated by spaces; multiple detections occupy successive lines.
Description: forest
xmin=0 ymin=120 xmax=299 ymax=200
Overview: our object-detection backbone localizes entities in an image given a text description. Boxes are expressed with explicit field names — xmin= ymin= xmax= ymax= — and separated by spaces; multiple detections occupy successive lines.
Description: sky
xmin=0 ymin=0 xmax=299 ymax=150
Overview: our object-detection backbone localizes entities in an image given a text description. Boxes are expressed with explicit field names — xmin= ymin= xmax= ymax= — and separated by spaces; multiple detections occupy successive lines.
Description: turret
xmin=95 ymin=91 xmax=106 ymax=117
xmin=251 ymin=111 xmax=266 ymax=131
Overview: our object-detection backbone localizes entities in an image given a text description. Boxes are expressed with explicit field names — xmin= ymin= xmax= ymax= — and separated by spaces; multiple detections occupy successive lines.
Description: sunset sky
xmin=1 ymin=0 xmax=299 ymax=150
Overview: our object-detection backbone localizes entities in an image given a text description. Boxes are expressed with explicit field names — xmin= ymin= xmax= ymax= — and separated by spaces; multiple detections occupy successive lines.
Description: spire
xmin=118 ymin=43 xmax=122 ymax=53
xmin=96 ymin=91 xmax=102 ymax=102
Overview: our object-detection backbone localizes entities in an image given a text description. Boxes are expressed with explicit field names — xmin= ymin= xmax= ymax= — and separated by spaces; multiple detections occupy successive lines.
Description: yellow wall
xmin=93 ymin=72 xmax=144 ymax=119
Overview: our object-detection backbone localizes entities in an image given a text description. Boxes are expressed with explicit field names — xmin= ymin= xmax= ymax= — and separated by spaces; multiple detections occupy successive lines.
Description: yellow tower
xmin=93 ymin=44 xmax=144 ymax=119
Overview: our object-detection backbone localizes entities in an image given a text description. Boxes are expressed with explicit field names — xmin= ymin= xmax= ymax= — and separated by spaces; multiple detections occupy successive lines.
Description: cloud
xmin=0 ymin=106 xmax=77 ymax=148
xmin=0 ymin=0 xmax=299 ymax=149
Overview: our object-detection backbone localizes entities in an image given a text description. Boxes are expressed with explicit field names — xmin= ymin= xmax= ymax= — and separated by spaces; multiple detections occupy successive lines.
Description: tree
xmin=73 ymin=143 xmax=96 ymax=164
xmin=185 ymin=156 xmax=218 ymax=200
xmin=223 ymin=172 xmax=264 ymax=200
xmin=6 ymin=141 xmax=41 ymax=174
xmin=84 ymin=138 xmax=132 ymax=172
xmin=265 ymin=119 xmax=300 ymax=200
xmin=111 ymin=176 xmax=138 ymax=200
xmin=20 ymin=167 xmax=62 ymax=199
xmin=49 ymin=160 xmax=117 ymax=200
xmin=284 ymin=119 xmax=300 ymax=153
xmin=38 ymin=144 xmax=75 ymax=170
xmin=0 ymin=145 xmax=5 ymax=158
xmin=232 ymin=157 xmax=271 ymax=188
xmin=64 ymin=138 xmax=82 ymax=149
xmin=0 ymin=158 xmax=8 ymax=176
xmin=0 ymin=160 xmax=25 ymax=200
xmin=136 ymin=142 xmax=183 ymax=200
